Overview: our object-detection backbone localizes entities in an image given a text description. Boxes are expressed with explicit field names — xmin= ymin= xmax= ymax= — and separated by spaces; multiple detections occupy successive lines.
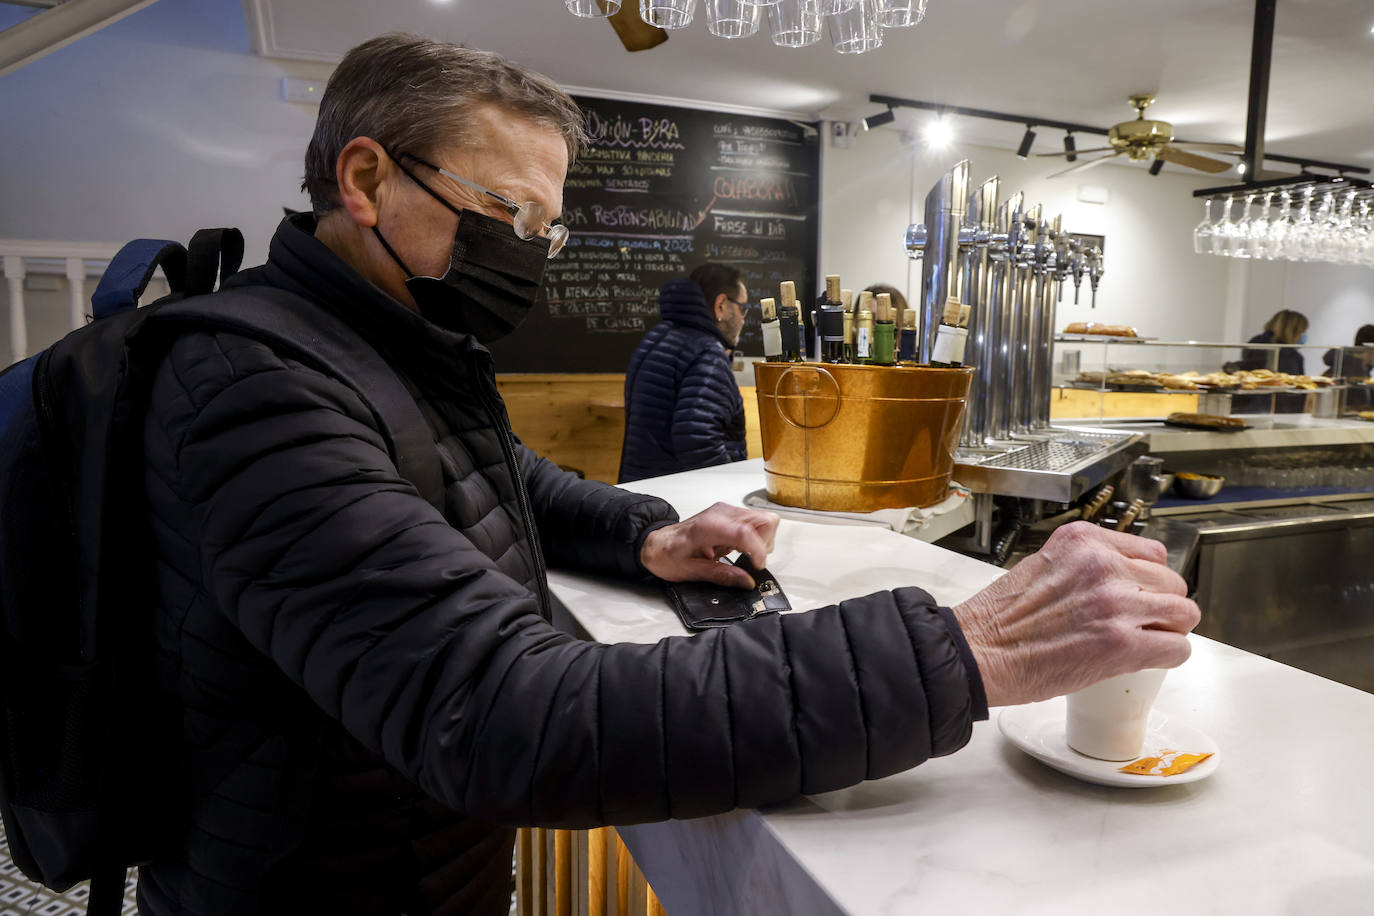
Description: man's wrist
xmin=634 ymin=519 xmax=677 ymax=578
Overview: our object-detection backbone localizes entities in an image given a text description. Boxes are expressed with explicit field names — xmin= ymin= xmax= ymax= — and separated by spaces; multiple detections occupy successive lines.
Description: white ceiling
xmin=245 ymin=0 xmax=1374 ymax=170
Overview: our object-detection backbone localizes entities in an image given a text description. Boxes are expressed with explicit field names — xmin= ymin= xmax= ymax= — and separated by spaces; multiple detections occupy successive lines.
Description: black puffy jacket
xmin=138 ymin=216 xmax=987 ymax=915
xmin=618 ymin=279 xmax=746 ymax=483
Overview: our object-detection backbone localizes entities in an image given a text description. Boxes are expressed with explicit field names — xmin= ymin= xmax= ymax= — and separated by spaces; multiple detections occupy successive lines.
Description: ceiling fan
xmin=1039 ymin=95 xmax=1242 ymax=178
xmin=607 ymin=3 xmax=669 ymax=52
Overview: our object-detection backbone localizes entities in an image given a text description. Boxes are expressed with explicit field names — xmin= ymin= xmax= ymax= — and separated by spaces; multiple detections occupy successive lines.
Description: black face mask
xmin=373 ymin=166 xmax=551 ymax=343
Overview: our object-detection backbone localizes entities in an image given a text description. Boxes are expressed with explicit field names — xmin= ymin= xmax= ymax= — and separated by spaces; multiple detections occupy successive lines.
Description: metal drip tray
xmin=955 ymin=427 xmax=1147 ymax=501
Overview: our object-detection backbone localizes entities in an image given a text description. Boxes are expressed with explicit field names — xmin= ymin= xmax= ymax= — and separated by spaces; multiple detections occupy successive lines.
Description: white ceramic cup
xmin=1065 ymin=668 xmax=1167 ymax=761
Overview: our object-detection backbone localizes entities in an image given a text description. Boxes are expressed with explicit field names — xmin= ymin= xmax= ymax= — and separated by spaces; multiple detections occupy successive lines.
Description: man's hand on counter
xmin=640 ymin=502 xmax=781 ymax=589
xmin=951 ymin=521 xmax=1201 ymax=708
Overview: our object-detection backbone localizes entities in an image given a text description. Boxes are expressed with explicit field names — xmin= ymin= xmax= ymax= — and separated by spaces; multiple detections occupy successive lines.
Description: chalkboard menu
xmin=485 ymin=95 xmax=820 ymax=373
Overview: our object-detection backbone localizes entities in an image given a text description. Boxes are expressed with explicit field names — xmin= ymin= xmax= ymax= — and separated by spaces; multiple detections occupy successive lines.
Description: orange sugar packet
xmin=1118 ymin=749 xmax=1213 ymax=777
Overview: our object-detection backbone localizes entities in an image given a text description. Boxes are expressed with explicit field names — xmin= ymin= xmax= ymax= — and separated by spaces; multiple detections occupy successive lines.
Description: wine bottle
xmin=871 ymin=292 xmax=896 ymax=366
xmin=930 ymin=297 xmax=969 ymax=368
xmin=778 ymin=281 xmax=804 ymax=363
xmin=820 ymin=274 xmax=845 ymax=364
xmin=841 ymin=289 xmax=855 ymax=364
xmin=854 ymin=290 xmax=874 ymax=365
xmin=897 ymin=308 xmax=919 ymax=364
xmin=761 ymin=296 xmax=784 ymax=362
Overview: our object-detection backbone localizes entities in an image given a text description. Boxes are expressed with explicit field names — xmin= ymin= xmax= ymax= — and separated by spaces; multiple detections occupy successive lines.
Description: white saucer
xmin=998 ymin=697 xmax=1220 ymax=788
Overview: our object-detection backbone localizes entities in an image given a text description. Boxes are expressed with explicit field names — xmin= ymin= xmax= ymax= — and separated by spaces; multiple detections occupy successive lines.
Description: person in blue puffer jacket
xmin=619 ymin=263 xmax=749 ymax=482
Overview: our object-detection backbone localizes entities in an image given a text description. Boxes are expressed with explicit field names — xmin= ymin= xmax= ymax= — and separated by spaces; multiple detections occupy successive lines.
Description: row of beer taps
xmin=933 ymin=203 xmax=1103 ymax=309
xmin=904 ymin=161 xmax=1105 ymax=449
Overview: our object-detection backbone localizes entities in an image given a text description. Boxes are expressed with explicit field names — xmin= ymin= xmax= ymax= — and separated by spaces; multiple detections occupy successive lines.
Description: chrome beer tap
xmin=1070 ymin=241 xmax=1087 ymax=305
xmin=1086 ymin=245 xmax=1104 ymax=309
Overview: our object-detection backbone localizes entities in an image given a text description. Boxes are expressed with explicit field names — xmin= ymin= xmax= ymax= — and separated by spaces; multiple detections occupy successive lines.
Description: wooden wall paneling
xmin=497 ymin=374 xmax=627 ymax=484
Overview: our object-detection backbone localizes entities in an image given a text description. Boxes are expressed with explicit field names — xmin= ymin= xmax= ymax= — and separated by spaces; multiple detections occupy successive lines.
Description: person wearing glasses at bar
xmin=617 ymin=262 xmax=749 ymax=484
xmin=133 ymin=33 xmax=1199 ymax=916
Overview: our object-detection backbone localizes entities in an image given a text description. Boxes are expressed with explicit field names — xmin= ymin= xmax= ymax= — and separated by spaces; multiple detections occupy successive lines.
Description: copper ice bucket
xmin=754 ymin=361 xmax=973 ymax=511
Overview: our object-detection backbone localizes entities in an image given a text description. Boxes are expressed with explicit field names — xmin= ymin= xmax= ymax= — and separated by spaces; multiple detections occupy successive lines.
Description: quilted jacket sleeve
xmin=669 ymin=349 xmax=741 ymax=471
xmin=517 ymin=444 xmax=677 ymax=577
xmin=146 ymin=331 xmax=986 ymax=829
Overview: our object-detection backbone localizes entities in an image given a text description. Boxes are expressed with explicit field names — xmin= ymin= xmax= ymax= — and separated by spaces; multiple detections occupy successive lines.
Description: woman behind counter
xmin=1231 ymin=309 xmax=1310 ymax=375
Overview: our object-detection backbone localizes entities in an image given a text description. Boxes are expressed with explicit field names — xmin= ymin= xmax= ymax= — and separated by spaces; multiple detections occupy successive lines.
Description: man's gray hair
xmin=302 ymin=33 xmax=586 ymax=216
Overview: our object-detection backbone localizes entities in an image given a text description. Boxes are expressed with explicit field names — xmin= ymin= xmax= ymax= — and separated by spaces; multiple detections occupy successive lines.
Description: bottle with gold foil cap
xmin=854 ymin=290 xmax=875 ymax=364
xmin=761 ymin=297 xmax=783 ymax=362
xmin=872 ymin=292 xmax=896 ymax=366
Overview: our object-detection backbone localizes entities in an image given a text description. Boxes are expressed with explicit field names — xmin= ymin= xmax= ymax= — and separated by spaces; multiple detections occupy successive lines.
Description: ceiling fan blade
xmin=1156 ymin=145 xmax=1235 ymax=173
xmin=1170 ymin=141 xmax=1244 ymax=153
xmin=609 ymin=2 xmax=668 ymax=51
xmin=1036 ymin=147 xmax=1116 ymax=157
xmin=1047 ymin=152 xmax=1120 ymax=178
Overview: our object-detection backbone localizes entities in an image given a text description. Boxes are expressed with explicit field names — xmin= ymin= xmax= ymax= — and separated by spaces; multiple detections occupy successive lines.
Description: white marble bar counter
xmin=549 ymin=463 xmax=1374 ymax=915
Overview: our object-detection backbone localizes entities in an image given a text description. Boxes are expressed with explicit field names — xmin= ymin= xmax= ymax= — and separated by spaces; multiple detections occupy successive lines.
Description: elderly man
xmin=619 ymin=262 xmax=749 ymax=483
xmin=136 ymin=34 xmax=1198 ymax=915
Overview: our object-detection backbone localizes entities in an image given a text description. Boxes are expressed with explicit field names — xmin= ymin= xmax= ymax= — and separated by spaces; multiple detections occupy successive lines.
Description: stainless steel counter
xmin=1150 ymin=496 xmax=1374 ymax=694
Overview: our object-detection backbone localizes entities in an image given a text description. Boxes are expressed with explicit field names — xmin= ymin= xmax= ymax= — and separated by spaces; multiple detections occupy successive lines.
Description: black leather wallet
xmin=662 ymin=554 xmax=791 ymax=631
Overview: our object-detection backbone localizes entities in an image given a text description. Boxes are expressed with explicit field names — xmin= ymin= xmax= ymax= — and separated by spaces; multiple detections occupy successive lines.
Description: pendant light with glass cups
xmin=566 ymin=0 xmax=622 ymax=16
xmin=767 ymin=0 xmax=823 ymax=46
xmin=567 ymin=0 xmax=929 ymax=56
xmin=704 ymin=0 xmax=761 ymax=37
xmin=640 ymin=0 xmax=696 ymax=29
xmin=829 ymin=0 xmax=883 ymax=54
xmin=876 ymin=0 xmax=926 ymax=27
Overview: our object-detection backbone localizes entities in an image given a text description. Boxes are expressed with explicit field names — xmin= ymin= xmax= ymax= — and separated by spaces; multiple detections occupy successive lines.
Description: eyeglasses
xmin=394 ymin=150 xmax=569 ymax=259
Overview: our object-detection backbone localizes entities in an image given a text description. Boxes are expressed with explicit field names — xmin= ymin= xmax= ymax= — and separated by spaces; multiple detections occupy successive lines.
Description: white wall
xmin=0 ymin=0 xmax=329 ymax=257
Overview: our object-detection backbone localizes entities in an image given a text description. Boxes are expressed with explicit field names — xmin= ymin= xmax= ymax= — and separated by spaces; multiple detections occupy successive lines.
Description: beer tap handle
xmin=1087 ymin=246 xmax=1103 ymax=309
xmin=905 ymin=223 xmax=928 ymax=262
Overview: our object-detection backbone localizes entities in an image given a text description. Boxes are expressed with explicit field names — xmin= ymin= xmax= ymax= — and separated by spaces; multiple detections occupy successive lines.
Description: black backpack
xmin=0 ymin=229 xmax=442 ymax=914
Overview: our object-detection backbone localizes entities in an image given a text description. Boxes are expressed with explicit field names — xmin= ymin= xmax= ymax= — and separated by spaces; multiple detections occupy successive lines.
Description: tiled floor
xmin=0 ymin=828 xmax=138 ymax=916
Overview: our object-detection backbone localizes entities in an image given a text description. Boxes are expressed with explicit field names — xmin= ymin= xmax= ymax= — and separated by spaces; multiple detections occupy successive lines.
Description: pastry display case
xmin=1051 ymin=336 xmax=1357 ymax=423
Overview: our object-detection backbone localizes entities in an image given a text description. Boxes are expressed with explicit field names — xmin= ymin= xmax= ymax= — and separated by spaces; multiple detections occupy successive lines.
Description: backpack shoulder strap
xmin=90 ymin=239 xmax=187 ymax=319
xmin=154 ymin=288 xmax=445 ymax=513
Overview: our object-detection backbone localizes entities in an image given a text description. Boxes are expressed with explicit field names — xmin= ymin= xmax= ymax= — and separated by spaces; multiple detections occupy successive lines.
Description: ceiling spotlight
xmin=863 ymin=107 xmax=895 ymax=131
xmin=1149 ymin=158 xmax=1165 ymax=176
xmin=925 ymin=117 xmax=954 ymax=150
xmin=1016 ymin=126 xmax=1036 ymax=159
xmin=1063 ymin=133 xmax=1077 ymax=162
xmin=1237 ymin=162 xmax=1247 ymax=175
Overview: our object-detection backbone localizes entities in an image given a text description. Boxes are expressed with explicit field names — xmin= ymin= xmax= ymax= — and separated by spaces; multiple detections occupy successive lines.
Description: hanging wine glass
xmin=1227 ymin=194 xmax=1255 ymax=259
xmin=1266 ymin=189 xmax=1292 ymax=261
xmin=1192 ymin=198 xmax=1217 ymax=255
xmin=1245 ymin=191 xmax=1274 ymax=260
xmin=1284 ymin=187 xmax=1315 ymax=262
xmin=1209 ymin=196 xmax=1234 ymax=257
